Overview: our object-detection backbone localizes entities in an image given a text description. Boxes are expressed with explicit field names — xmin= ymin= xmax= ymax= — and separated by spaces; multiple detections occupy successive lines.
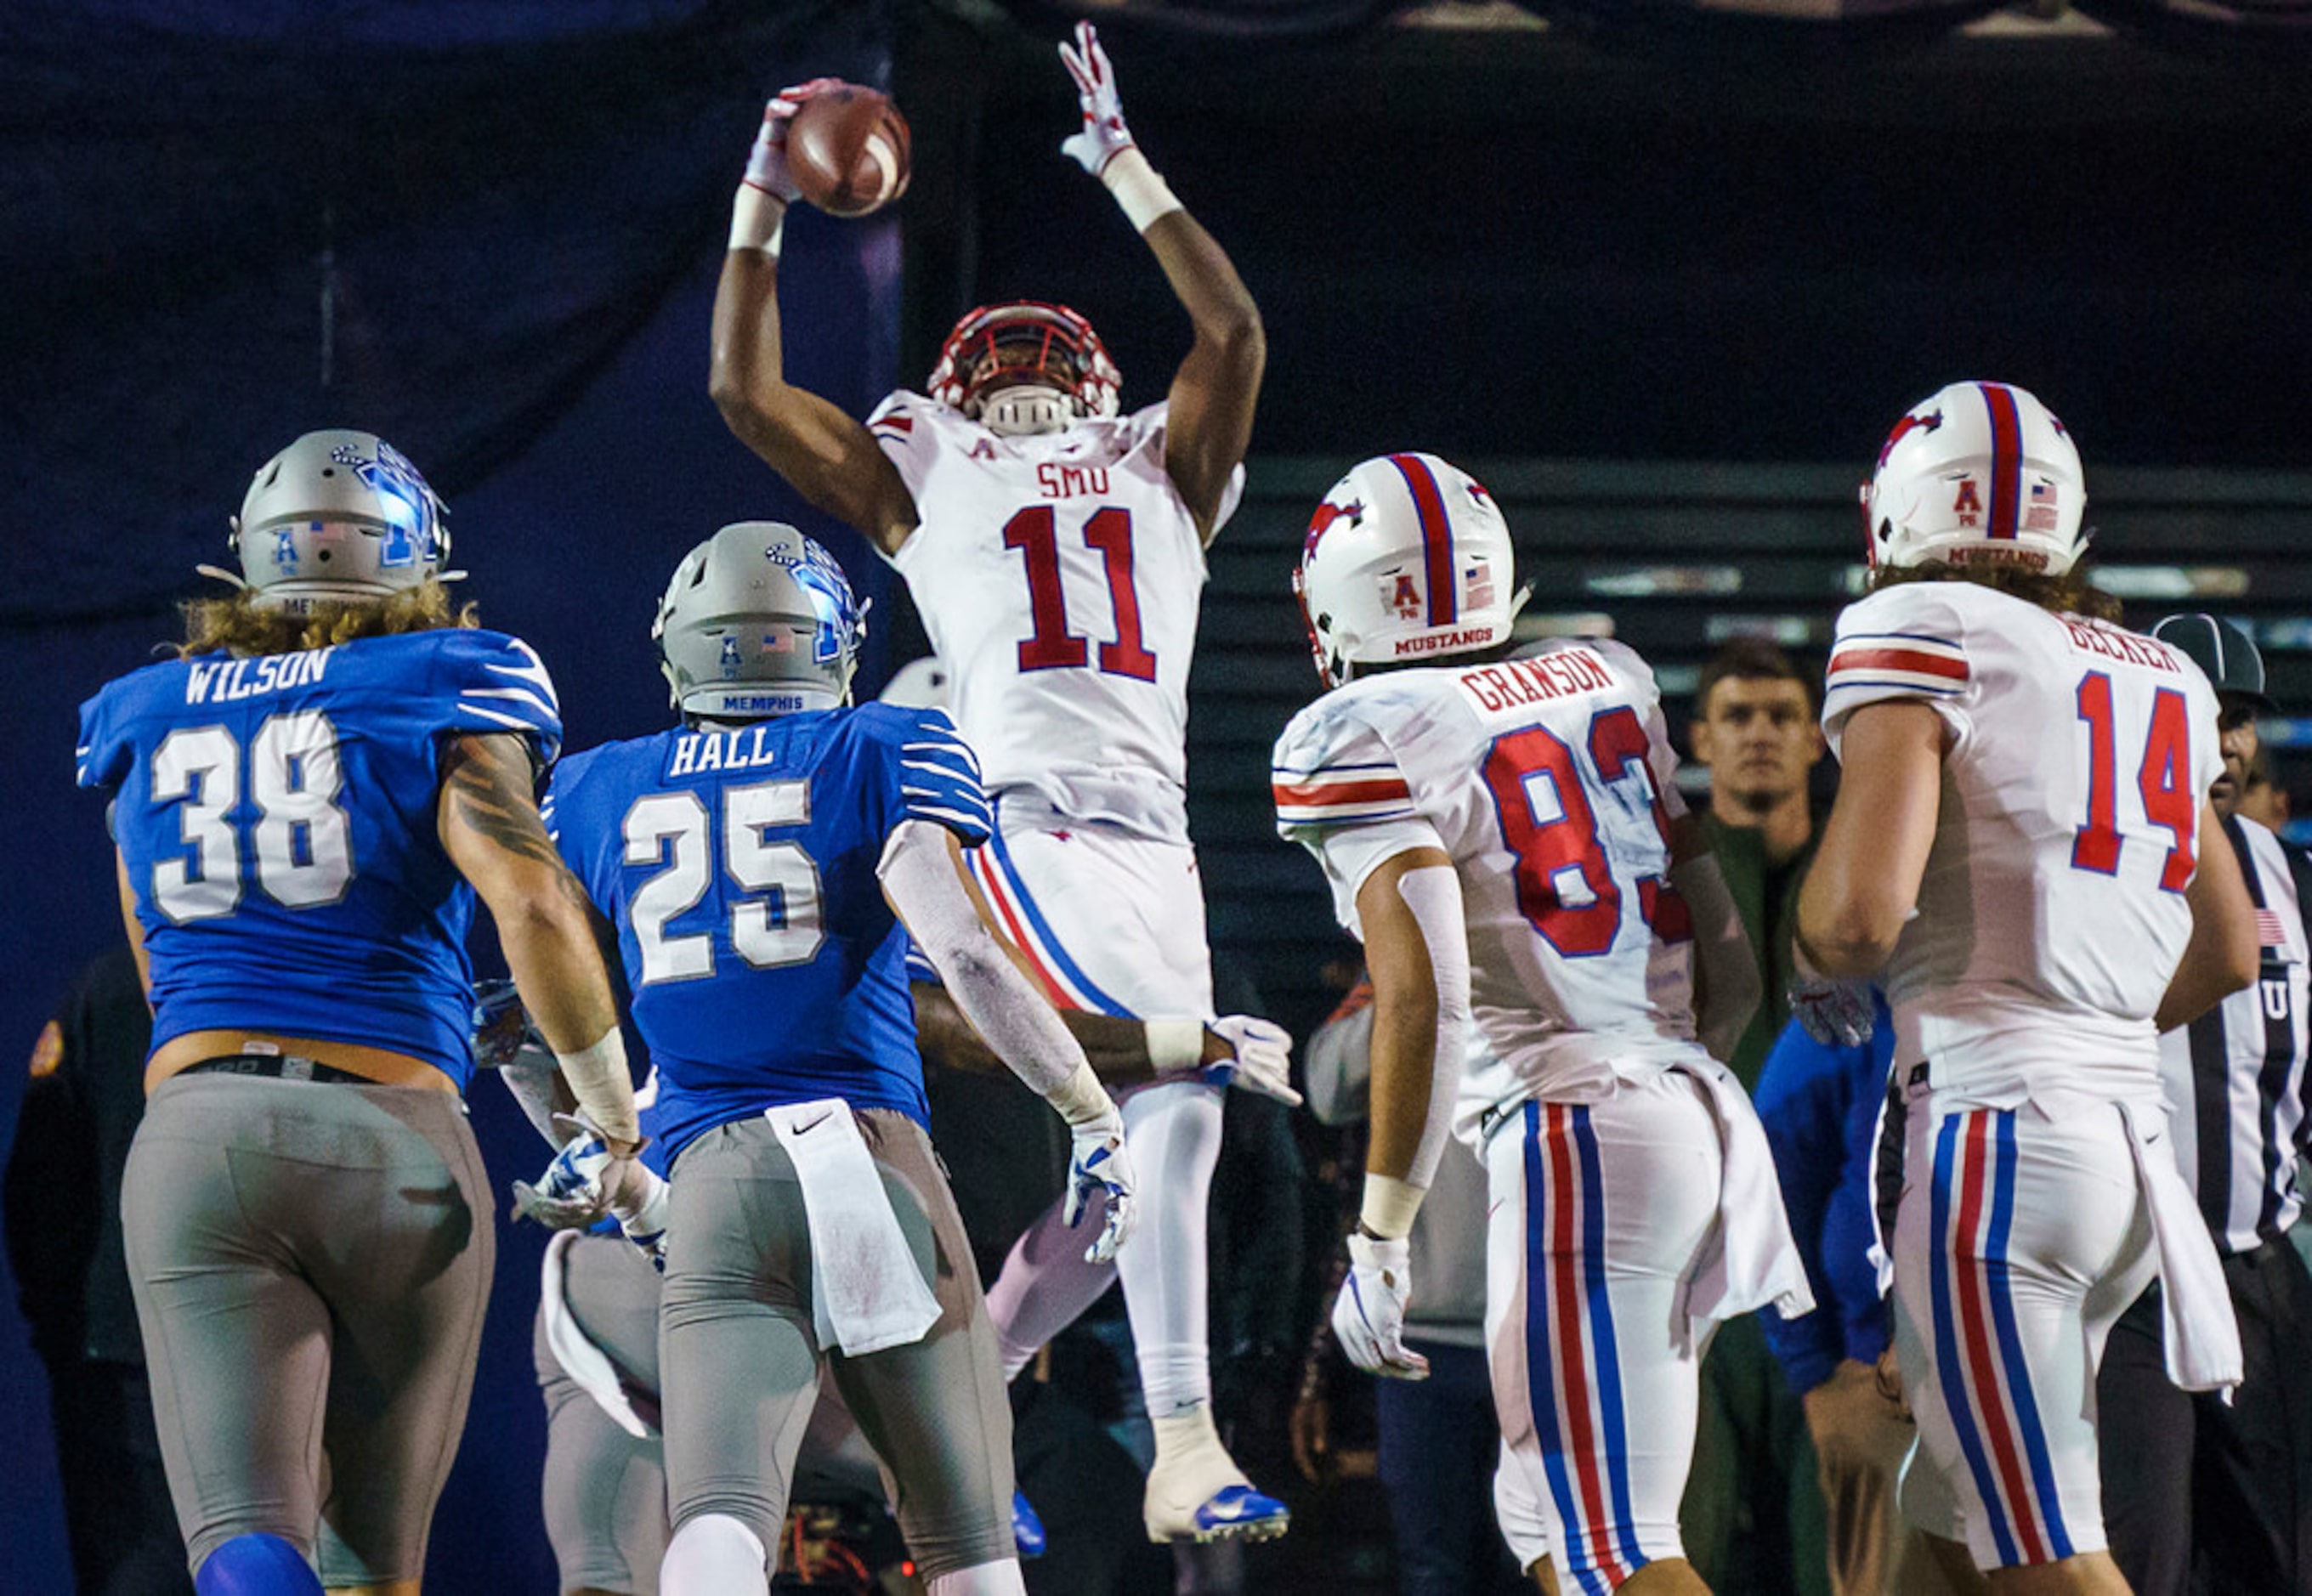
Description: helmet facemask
xmin=927 ymin=302 xmax=1120 ymax=433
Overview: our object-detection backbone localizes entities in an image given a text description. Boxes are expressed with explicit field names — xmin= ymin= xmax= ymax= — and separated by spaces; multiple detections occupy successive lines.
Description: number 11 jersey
xmin=1272 ymin=637 xmax=1702 ymax=1120
xmin=1822 ymin=580 xmax=2220 ymax=1102
xmin=869 ymin=393 xmax=1242 ymax=833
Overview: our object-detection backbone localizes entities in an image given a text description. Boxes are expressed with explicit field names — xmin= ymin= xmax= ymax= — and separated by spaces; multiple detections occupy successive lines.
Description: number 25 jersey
xmin=76 ymin=628 xmax=563 ymax=1088
xmin=1822 ymin=580 xmax=2220 ymax=1101
xmin=869 ymin=393 xmax=1243 ymax=832
xmin=1273 ymin=637 xmax=1701 ymax=1112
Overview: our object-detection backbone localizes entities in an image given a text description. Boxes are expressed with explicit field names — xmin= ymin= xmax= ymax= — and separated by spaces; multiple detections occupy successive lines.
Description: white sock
xmin=660 ymin=1514 xmax=768 ymax=1596
xmin=984 ymin=1193 xmax=1120 ymax=1380
xmin=1113 ymin=1078 xmax=1224 ymax=1416
xmin=926 ymin=1558 xmax=1028 ymax=1596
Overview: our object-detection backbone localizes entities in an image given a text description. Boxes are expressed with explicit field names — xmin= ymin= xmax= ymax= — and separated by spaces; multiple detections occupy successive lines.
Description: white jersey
xmin=1822 ymin=581 xmax=2221 ymax=1105
xmin=869 ymin=392 xmax=1243 ymax=840
xmin=1272 ymin=638 xmax=1707 ymax=1134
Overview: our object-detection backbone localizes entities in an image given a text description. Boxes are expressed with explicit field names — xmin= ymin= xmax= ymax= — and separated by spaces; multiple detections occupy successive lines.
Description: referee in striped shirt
xmin=2100 ymin=613 xmax=2312 ymax=1595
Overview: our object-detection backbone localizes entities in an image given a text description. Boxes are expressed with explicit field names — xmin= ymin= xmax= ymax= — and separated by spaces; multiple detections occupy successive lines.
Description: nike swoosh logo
xmin=792 ymin=1111 xmax=834 ymax=1135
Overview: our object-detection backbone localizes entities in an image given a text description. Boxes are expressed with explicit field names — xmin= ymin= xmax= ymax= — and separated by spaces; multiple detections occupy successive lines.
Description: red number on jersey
xmin=1587 ymin=705 xmax=1693 ymax=942
xmin=2072 ymin=671 xmax=2196 ymax=892
xmin=1483 ymin=724 xmax=1619 ymax=957
xmin=1002 ymin=506 xmax=1157 ymax=681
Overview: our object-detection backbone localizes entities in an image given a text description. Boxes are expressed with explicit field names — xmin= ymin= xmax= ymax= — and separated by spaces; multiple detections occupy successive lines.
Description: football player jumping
xmin=710 ymin=23 xmax=1285 ymax=1544
xmin=1274 ymin=454 xmax=1813 ymax=1594
xmin=1798 ymin=382 xmax=2258 ymax=1595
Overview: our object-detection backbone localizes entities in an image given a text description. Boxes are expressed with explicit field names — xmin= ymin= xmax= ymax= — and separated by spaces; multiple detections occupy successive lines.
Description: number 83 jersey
xmin=76 ymin=629 xmax=563 ymax=1088
xmin=1823 ymin=581 xmax=2220 ymax=1101
xmin=1273 ymin=637 xmax=1703 ymax=1110
xmin=870 ymin=393 xmax=1242 ymax=826
xmin=543 ymin=703 xmax=989 ymax=1163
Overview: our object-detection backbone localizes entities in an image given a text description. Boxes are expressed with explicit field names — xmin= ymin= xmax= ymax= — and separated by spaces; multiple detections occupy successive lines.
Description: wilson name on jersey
xmin=869 ymin=391 xmax=1242 ymax=827
xmin=76 ymin=628 xmax=563 ymax=1088
xmin=543 ymin=703 xmax=989 ymax=1162
xmin=1823 ymin=581 xmax=2221 ymax=1099
xmin=1273 ymin=638 xmax=1702 ymax=1108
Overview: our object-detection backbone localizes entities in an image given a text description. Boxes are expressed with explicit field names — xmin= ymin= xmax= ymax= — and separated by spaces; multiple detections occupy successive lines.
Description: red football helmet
xmin=926 ymin=301 xmax=1121 ymax=433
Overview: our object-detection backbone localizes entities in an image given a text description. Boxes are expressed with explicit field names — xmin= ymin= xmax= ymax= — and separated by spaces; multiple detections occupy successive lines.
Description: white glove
xmin=511 ymin=1113 xmax=657 ymax=1233
xmin=1203 ymin=1016 xmax=1302 ymax=1107
xmin=1062 ymin=1112 xmax=1136 ymax=1265
xmin=1332 ymin=1231 xmax=1430 ymax=1380
xmin=1057 ymin=22 xmax=1135 ymax=177
xmin=1789 ymin=975 xmax=1875 ymax=1049
xmin=743 ymin=76 xmax=846 ymax=203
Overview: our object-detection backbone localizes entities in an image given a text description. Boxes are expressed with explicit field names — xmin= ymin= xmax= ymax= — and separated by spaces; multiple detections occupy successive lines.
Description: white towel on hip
xmin=1677 ymin=1053 xmax=1818 ymax=1336
xmin=2117 ymin=1096 xmax=2243 ymax=1396
xmin=540 ymin=1230 xmax=655 ymax=1439
xmin=767 ymin=1100 xmax=942 ymax=1356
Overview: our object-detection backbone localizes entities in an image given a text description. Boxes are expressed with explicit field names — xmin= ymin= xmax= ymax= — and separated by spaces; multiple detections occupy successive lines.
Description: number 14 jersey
xmin=1822 ymin=580 xmax=2220 ymax=1103
xmin=870 ymin=393 xmax=1242 ymax=834
xmin=1273 ymin=638 xmax=1702 ymax=1117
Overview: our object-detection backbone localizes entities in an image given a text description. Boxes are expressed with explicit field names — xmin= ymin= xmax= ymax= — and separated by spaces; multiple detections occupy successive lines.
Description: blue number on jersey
xmin=543 ymin=704 xmax=989 ymax=1163
xmin=77 ymin=629 xmax=562 ymax=1089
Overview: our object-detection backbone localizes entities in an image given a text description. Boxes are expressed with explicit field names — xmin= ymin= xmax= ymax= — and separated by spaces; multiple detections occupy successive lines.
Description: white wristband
xmin=555 ymin=1027 xmax=638 ymax=1146
xmin=1099 ymin=148 xmax=1182 ymax=233
xmin=1145 ymin=1018 xmax=1204 ymax=1075
xmin=1360 ymin=1173 xmax=1425 ymax=1241
xmin=729 ymin=184 xmax=786 ymax=256
xmin=1044 ymin=1061 xmax=1119 ymax=1132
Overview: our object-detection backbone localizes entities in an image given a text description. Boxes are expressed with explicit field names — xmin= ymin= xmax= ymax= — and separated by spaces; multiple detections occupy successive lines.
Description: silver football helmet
xmin=654 ymin=522 xmax=866 ymax=719
xmin=224 ymin=429 xmax=451 ymax=611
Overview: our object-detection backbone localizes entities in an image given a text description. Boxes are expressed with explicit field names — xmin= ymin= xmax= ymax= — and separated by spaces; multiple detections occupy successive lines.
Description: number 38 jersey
xmin=1273 ymin=638 xmax=1703 ymax=1119
xmin=76 ymin=628 xmax=563 ymax=1089
xmin=868 ymin=392 xmax=1244 ymax=835
xmin=1822 ymin=581 xmax=2220 ymax=1102
xmin=542 ymin=704 xmax=989 ymax=1163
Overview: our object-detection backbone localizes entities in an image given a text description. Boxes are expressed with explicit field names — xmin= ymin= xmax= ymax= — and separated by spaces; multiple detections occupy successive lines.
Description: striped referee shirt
xmin=2156 ymin=812 xmax=2312 ymax=1256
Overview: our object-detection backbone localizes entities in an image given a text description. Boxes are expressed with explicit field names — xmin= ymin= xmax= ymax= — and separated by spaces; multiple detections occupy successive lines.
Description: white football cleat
xmin=1142 ymin=1405 xmax=1290 ymax=1545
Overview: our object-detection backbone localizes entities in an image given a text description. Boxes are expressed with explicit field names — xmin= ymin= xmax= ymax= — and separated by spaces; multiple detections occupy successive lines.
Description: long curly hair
xmin=176 ymin=580 xmax=476 ymax=659
xmin=1867 ymin=558 xmax=2121 ymax=625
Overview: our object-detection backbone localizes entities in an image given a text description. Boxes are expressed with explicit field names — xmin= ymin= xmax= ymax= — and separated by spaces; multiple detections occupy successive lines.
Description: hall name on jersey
xmin=2062 ymin=620 xmax=2181 ymax=675
xmin=1456 ymin=647 xmax=1616 ymax=715
xmin=184 ymin=648 xmax=335 ymax=705
xmin=669 ymin=723 xmax=791 ymax=778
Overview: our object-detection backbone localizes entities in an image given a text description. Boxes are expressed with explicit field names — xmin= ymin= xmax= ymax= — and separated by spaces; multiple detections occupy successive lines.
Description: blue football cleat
xmin=1012 ymin=1489 xmax=1047 ymax=1559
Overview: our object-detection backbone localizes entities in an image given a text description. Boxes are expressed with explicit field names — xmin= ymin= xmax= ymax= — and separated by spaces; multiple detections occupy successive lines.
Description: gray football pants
xmin=120 ymin=1072 xmax=492 ymax=1586
xmin=659 ymin=1108 xmax=1014 ymax=1581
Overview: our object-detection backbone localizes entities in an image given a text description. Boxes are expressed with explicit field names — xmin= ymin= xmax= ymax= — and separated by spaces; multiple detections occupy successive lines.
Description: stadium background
xmin=3 ymin=0 xmax=2306 ymax=1586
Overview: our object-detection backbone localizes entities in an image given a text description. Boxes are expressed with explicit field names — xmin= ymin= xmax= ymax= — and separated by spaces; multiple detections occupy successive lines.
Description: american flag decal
xmin=2258 ymin=908 xmax=2289 ymax=951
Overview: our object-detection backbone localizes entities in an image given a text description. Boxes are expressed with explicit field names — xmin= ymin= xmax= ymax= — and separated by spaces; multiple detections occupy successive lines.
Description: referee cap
xmin=2150 ymin=614 xmax=2276 ymax=712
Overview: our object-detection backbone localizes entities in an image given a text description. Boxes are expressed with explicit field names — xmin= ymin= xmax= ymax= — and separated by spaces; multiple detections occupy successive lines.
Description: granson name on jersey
xmin=184 ymin=648 xmax=336 ymax=705
xmin=1455 ymin=645 xmax=1618 ymax=718
xmin=2061 ymin=619 xmax=2184 ymax=676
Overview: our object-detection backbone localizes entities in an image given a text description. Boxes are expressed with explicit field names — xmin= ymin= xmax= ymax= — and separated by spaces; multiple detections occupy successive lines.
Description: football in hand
xmin=787 ymin=86 xmax=911 ymax=218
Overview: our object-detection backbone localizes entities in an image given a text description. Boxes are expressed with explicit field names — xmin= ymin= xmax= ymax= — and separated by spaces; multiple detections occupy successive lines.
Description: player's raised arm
xmin=1057 ymin=22 xmax=1264 ymax=546
xmin=710 ymin=81 xmax=920 ymax=558
xmin=436 ymin=731 xmax=639 ymax=1153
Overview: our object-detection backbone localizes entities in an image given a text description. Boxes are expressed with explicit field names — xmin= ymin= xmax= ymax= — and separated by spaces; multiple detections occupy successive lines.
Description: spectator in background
xmin=1683 ymin=637 xmax=1832 ymax=1596
xmin=1291 ymin=976 xmax=1527 ymax=1596
xmin=2098 ymin=614 xmax=2312 ymax=1596
xmin=1756 ymin=996 xmax=1978 ymax=1596
xmin=4 ymin=945 xmax=192 ymax=1596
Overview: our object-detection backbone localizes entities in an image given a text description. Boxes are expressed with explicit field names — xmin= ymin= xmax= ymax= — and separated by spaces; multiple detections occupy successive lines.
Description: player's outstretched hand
xmin=1333 ymin=1231 xmax=1430 ymax=1380
xmin=1203 ymin=1015 xmax=1303 ymax=1107
xmin=1788 ymin=975 xmax=1875 ymax=1048
xmin=1063 ymin=1115 xmax=1137 ymax=1265
xmin=745 ymin=76 xmax=847 ymax=204
xmin=512 ymin=1112 xmax=654 ymax=1231
xmin=1057 ymin=21 xmax=1135 ymax=176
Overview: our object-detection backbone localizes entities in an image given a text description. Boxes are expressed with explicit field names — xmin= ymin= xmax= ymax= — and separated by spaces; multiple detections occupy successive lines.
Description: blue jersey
xmin=544 ymin=704 xmax=989 ymax=1161
xmin=77 ymin=628 xmax=563 ymax=1089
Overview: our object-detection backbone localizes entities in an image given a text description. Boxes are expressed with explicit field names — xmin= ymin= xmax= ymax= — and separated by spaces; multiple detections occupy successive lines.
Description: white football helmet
xmin=1295 ymin=453 xmax=1526 ymax=687
xmin=654 ymin=522 xmax=866 ymax=719
xmin=1863 ymin=381 xmax=2087 ymax=576
xmin=224 ymin=428 xmax=450 ymax=611
xmin=926 ymin=301 xmax=1120 ymax=437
